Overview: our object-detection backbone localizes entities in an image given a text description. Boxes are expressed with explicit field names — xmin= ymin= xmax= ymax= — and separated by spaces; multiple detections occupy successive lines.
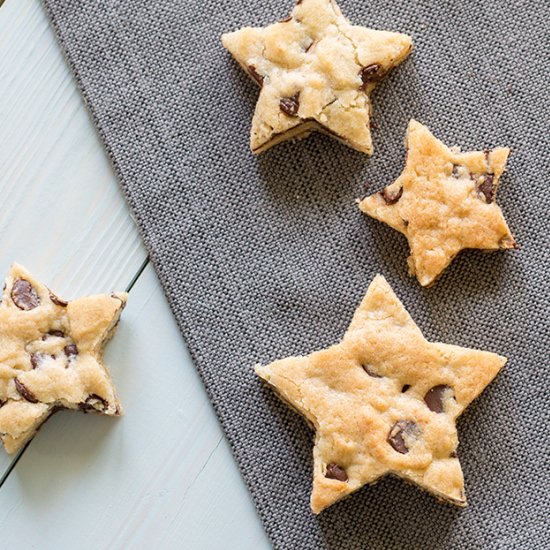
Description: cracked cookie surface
xmin=0 ymin=263 xmax=127 ymax=453
xmin=222 ymin=0 xmax=412 ymax=154
xmin=255 ymin=275 xmax=506 ymax=513
xmin=358 ymin=120 xmax=516 ymax=286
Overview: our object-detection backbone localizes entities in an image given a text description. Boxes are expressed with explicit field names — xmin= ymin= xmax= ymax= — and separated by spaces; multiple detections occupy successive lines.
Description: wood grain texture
xmin=0 ymin=263 xmax=269 ymax=549
xmin=0 ymin=0 xmax=270 ymax=546
xmin=0 ymin=0 xmax=147 ymax=477
xmin=0 ymin=0 xmax=146 ymax=292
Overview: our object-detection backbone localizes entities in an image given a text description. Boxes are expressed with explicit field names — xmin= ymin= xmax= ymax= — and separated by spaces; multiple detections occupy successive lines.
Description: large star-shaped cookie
xmin=222 ymin=0 xmax=412 ymax=154
xmin=256 ymin=275 xmax=506 ymax=513
xmin=0 ymin=264 xmax=127 ymax=453
xmin=358 ymin=120 xmax=517 ymax=286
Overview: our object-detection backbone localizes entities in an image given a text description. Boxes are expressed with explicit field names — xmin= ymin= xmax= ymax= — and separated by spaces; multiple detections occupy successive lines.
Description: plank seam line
xmin=0 ymin=443 xmax=28 ymax=489
xmin=125 ymin=256 xmax=150 ymax=292
xmin=0 ymin=256 xmax=149 ymax=485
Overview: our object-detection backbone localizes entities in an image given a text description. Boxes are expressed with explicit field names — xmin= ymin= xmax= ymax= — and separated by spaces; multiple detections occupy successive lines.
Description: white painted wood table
xmin=0 ymin=1 xmax=270 ymax=547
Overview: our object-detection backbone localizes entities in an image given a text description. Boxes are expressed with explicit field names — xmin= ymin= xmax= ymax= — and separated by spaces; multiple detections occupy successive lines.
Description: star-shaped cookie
xmin=0 ymin=264 xmax=127 ymax=453
xmin=256 ymin=275 xmax=506 ymax=513
xmin=358 ymin=120 xmax=517 ymax=286
xmin=222 ymin=0 xmax=412 ymax=154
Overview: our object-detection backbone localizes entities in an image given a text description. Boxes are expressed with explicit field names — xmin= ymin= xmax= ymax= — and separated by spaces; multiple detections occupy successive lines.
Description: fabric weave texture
xmin=41 ymin=0 xmax=549 ymax=548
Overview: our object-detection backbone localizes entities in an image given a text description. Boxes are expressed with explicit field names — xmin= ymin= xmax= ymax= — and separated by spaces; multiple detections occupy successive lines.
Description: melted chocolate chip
xmin=360 ymin=64 xmax=381 ymax=89
xmin=381 ymin=187 xmax=403 ymax=204
xmin=424 ymin=385 xmax=450 ymax=413
xmin=478 ymin=174 xmax=495 ymax=203
xmin=450 ymin=451 xmax=458 ymax=458
xmin=49 ymin=291 xmax=68 ymax=307
xmin=11 ymin=279 xmax=40 ymax=310
xmin=362 ymin=364 xmax=382 ymax=378
xmin=279 ymin=93 xmax=300 ymax=117
xmin=401 ymin=384 xmax=411 ymax=393
xmin=30 ymin=353 xmax=42 ymax=369
xmin=79 ymin=394 xmax=109 ymax=413
xmin=64 ymin=344 xmax=78 ymax=358
xmin=42 ymin=330 xmax=65 ymax=340
xmin=387 ymin=420 xmax=418 ymax=454
xmin=325 ymin=463 xmax=348 ymax=482
xmin=14 ymin=378 xmax=38 ymax=403
xmin=247 ymin=65 xmax=264 ymax=87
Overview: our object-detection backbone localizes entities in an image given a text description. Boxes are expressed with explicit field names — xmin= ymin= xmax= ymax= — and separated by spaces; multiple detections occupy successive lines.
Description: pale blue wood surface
xmin=0 ymin=264 xmax=269 ymax=550
xmin=0 ymin=0 xmax=270 ymax=547
xmin=0 ymin=0 xmax=147 ymax=478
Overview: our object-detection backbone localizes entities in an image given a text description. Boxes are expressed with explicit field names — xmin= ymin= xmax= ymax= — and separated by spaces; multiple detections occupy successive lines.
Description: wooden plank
xmin=0 ymin=0 xmax=147 ymax=476
xmin=0 ymin=263 xmax=270 ymax=549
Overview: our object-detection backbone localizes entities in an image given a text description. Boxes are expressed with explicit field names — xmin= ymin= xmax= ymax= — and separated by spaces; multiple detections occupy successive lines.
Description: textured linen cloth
xmin=41 ymin=1 xmax=549 ymax=548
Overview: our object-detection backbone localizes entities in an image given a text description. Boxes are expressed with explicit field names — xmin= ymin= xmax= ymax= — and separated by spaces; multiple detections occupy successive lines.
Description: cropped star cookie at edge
xmin=255 ymin=275 xmax=506 ymax=513
xmin=0 ymin=263 xmax=127 ymax=453
xmin=358 ymin=120 xmax=517 ymax=286
xmin=222 ymin=0 xmax=412 ymax=154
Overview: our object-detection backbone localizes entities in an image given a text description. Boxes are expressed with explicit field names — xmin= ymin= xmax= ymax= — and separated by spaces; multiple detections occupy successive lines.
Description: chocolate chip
xmin=49 ymin=291 xmax=68 ymax=307
xmin=64 ymin=344 xmax=78 ymax=358
xmin=279 ymin=93 xmax=300 ymax=117
xmin=79 ymin=394 xmax=108 ymax=413
xmin=362 ymin=364 xmax=381 ymax=378
xmin=450 ymin=451 xmax=458 ymax=458
xmin=381 ymin=187 xmax=403 ymax=204
xmin=477 ymin=173 xmax=495 ymax=203
xmin=424 ymin=385 xmax=450 ymax=413
xmin=387 ymin=420 xmax=417 ymax=454
xmin=401 ymin=384 xmax=411 ymax=393
xmin=11 ymin=279 xmax=40 ymax=310
xmin=42 ymin=330 xmax=65 ymax=340
xmin=247 ymin=65 xmax=264 ymax=87
xmin=360 ymin=64 xmax=381 ymax=89
xmin=30 ymin=353 xmax=42 ymax=369
xmin=14 ymin=378 xmax=38 ymax=403
xmin=325 ymin=463 xmax=348 ymax=482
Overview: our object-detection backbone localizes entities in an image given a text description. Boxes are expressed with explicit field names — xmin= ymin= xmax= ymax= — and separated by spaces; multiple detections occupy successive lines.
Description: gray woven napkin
xmin=41 ymin=0 xmax=549 ymax=548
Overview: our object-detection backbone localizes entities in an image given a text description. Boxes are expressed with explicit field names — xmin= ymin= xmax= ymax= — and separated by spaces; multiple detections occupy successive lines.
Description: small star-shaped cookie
xmin=358 ymin=120 xmax=517 ymax=286
xmin=256 ymin=275 xmax=506 ymax=513
xmin=0 ymin=264 xmax=127 ymax=453
xmin=222 ymin=0 xmax=412 ymax=154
